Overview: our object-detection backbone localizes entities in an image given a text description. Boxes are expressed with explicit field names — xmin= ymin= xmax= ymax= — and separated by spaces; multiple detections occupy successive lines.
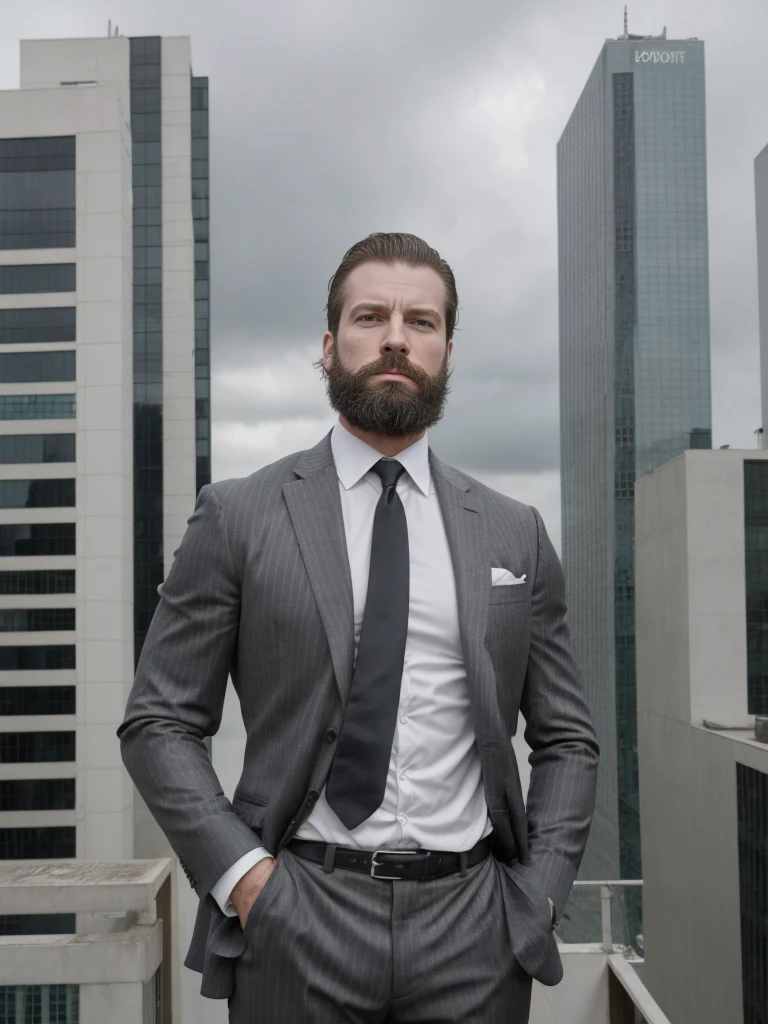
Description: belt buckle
xmin=370 ymin=849 xmax=423 ymax=880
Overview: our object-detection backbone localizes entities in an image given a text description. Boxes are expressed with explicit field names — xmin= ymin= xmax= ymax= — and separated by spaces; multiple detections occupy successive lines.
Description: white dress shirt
xmin=212 ymin=419 xmax=491 ymax=915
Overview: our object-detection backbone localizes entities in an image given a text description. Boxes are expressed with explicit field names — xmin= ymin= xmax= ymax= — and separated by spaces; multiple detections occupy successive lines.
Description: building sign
xmin=634 ymin=50 xmax=686 ymax=64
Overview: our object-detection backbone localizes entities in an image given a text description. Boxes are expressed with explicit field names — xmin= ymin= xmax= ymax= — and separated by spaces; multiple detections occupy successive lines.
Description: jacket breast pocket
xmin=489 ymin=584 xmax=530 ymax=605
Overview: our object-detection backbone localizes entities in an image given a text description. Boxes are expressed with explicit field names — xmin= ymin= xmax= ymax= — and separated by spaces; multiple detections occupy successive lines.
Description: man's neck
xmin=338 ymin=416 xmax=425 ymax=458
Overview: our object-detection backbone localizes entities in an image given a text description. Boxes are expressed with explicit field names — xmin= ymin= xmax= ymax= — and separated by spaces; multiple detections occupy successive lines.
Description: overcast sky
xmin=2 ymin=0 xmax=767 ymax=551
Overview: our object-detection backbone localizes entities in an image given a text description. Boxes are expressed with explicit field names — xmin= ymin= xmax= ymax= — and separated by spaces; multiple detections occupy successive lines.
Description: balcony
xmin=531 ymin=880 xmax=670 ymax=1024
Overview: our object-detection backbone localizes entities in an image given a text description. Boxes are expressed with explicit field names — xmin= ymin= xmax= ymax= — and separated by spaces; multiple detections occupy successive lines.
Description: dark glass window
xmin=0 ymin=479 xmax=75 ymax=508
xmin=746 ymin=461 xmax=768 ymax=716
xmin=0 ymin=306 xmax=76 ymax=344
xmin=0 ymin=646 xmax=75 ymax=671
xmin=0 ymin=826 xmax=76 ymax=856
xmin=0 ymin=351 xmax=75 ymax=383
xmin=0 ymin=570 xmax=75 ymax=594
xmin=0 ymin=523 xmax=75 ymax=557
xmin=0 ymin=609 xmax=75 ymax=632
xmin=0 ymin=434 xmax=74 ymax=464
xmin=0 ymin=777 xmax=75 ymax=810
xmin=0 ymin=686 xmax=75 ymax=713
xmin=0 ymin=393 xmax=75 ymax=420
xmin=737 ymin=763 xmax=768 ymax=1024
xmin=0 ymin=264 xmax=75 ymax=294
xmin=0 ymin=137 xmax=76 ymax=250
xmin=0 ymin=915 xmax=76 ymax=936
xmin=689 ymin=427 xmax=712 ymax=450
xmin=0 ymin=731 xmax=75 ymax=762
xmin=192 ymin=77 xmax=211 ymax=504
xmin=132 ymin=38 xmax=165 ymax=669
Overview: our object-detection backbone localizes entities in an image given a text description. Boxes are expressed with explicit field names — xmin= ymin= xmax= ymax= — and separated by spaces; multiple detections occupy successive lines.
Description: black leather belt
xmin=286 ymin=834 xmax=492 ymax=881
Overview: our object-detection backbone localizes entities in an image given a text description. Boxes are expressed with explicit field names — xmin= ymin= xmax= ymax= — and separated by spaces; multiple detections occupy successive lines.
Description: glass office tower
xmin=557 ymin=32 xmax=712 ymax=935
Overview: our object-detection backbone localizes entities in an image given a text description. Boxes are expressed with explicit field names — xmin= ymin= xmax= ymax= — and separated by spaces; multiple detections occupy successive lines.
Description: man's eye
xmin=414 ymin=319 xmax=433 ymax=328
xmin=359 ymin=315 xmax=378 ymax=322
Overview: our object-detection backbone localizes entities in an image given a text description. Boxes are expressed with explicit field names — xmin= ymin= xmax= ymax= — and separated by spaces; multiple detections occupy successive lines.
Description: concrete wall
xmin=636 ymin=449 xmax=768 ymax=1024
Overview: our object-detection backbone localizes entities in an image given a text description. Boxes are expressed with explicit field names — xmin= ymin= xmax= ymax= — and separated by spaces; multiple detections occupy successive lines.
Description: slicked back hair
xmin=325 ymin=232 xmax=458 ymax=343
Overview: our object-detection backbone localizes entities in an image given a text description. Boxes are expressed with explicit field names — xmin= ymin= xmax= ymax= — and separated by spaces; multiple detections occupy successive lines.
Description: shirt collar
xmin=330 ymin=419 xmax=431 ymax=497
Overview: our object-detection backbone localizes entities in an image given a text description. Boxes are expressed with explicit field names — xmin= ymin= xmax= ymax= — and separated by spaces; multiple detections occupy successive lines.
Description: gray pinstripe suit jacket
xmin=118 ymin=432 xmax=598 ymax=999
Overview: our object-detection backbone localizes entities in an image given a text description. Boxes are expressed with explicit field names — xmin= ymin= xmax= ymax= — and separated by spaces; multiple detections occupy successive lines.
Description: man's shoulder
xmin=205 ymin=447 xmax=312 ymax=509
xmin=433 ymin=455 xmax=539 ymax=528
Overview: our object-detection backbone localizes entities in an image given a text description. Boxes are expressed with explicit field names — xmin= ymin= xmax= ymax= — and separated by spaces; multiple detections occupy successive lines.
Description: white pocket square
xmin=491 ymin=567 xmax=527 ymax=586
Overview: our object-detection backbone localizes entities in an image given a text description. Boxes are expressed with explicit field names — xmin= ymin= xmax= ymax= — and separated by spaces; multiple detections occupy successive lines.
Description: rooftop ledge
xmin=0 ymin=858 xmax=173 ymax=917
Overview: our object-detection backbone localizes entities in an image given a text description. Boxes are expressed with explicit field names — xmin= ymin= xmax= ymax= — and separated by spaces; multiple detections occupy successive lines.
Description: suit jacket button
xmin=325 ymin=728 xmax=338 ymax=744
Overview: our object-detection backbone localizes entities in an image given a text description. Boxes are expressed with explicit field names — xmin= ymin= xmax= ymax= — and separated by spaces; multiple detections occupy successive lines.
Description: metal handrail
xmin=571 ymin=878 xmax=643 ymax=952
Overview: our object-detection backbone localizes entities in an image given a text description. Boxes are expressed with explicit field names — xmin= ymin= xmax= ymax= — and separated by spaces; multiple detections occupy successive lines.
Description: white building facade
xmin=757 ymin=143 xmax=768 ymax=446
xmin=0 ymin=36 xmax=210 ymax=1024
xmin=636 ymin=449 xmax=768 ymax=1024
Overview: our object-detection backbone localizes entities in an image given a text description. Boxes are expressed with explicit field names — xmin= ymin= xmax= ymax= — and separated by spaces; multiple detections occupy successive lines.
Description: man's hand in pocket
xmin=231 ymin=856 xmax=278 ymax=929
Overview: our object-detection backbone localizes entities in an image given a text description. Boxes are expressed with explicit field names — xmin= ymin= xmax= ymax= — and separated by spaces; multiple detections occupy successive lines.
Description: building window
xmin=0 ymin=352 xmax=75 ymax=383
xmin=737 ymin=763 xmax=768 ymax=1024
xmin=192 ymin=75 xmax=211 ymax=499
xmin=0 ymin=434 xmax=75 ymax=464
xmin=131 ymin=37 xmax=165 ymax=669
xmin=745 ymin=461 xmax=768 ymax=715
xmin=689 ymin=427 xmax=712 ymax=450
xmin=143 ymin=966 xmax=163 ymax=1024
xmin=0 ymin=609 xmax=75 ymax=633
xmin=0 ymin=915 xmax=76 ymax=937
xmin=0 ymin=984 xmax=79 ymax=1022
xmin=0 ymin=524 xmax=75 ymax=558
xmin=0 ymin=394 xmax=76 ymax=420
xmin=0 ymin=777 xmax=75 ymax=810
xmin=0 ymin=264 xmax=76 ymax=295
xmin=0 ymin=136 xmax=76 ymax=251
xmin=0 ymin=307 xmax=76 ymax=344
xmin=0 ymin=479 xmax=75 ymax=508
xmin=0 ymin=570 xmax=74 ymax=595
xmin=0 ymin=686 xmax=75 ymax=714
xmin=0 ymin=646 xmax=75 ymax=671
xmin=0 ymin=731 xmax=75 ymax=763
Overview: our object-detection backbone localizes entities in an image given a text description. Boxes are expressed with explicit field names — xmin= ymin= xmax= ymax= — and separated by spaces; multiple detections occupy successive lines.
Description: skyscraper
xmin=0 ymin=33 xmax=209 ymax=1016
xmin=557 ymin=27 xmax=712 ymax=916
xmin=757 ymin=142 xmax=768 ymax=443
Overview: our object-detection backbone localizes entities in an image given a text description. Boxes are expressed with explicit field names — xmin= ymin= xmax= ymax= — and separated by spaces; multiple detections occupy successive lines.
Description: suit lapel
xmin=283 ymin=434 xmax=355 ymax=706
xmin=429 ymin=452 xmax=492 ymax=732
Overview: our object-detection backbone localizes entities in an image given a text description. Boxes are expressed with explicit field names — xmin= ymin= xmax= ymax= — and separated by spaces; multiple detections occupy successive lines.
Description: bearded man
xmin=119 ymin=231 xmax=598 ymax=1024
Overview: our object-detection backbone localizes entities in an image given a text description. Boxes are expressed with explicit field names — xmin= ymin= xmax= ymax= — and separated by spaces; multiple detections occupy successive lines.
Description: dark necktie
xmin=325 ymin=459 xmax=410 ymax=830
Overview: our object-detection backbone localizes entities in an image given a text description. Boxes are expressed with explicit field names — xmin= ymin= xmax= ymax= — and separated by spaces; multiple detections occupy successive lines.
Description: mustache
xmin=355 ymin=353 xmax=431 ymax=385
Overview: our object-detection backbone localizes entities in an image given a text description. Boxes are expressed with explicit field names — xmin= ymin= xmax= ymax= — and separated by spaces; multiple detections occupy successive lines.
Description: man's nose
xmin=380 ymin=315 xmax=409 ymax=353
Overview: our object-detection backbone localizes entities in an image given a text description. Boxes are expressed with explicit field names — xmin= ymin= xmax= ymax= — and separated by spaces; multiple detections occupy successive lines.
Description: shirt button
xmin=398 ymin=814 xmax=407 ymax=825
xmin=400 ymin=715 xmax=408 ymax=724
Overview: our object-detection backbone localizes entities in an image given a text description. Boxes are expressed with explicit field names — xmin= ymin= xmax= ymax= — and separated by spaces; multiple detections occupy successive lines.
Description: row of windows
xmin=0 ymin=207 xmax=75 ymax=251
xmin=0 ymin=645 xmax=75 ymax=670
xmin=0 ymin=685 xmax=75 ymax=714
xmin=0 ymin=434 xmax=75 ymax=465
xmin=0 ymin=826 xmax=76 ymax=858
xmin=0 ymin=136 xmax=75 ymax=172
xmin=0 ymin=307 xmax=75 ymax=344
xmin=0 ymin=479 xmax=75 ymax=509
xmin=0 ymin=352 xmax=75 ymax=384
xmin=0 ymin=570 xmax=74 ymax=594
xmin=0 ymin=394 xmax=75 ymax=420
xmin=0 ymin=264 xmax=75 ymax=295
xmin=0 ymin=523 xmax=75 ymax=558
xmin=0 ymin=777 xmax=75 ymax=810
xmin=0 ymin=609 xmax=75 ymax=633
xmin=0 ymin=730 xmax=75 ymax=763
xmin=0 ymin=984 xmax=79 ymax=1024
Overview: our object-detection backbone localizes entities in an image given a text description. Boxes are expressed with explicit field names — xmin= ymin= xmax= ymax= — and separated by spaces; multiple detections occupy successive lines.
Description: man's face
xmin=321 ymin=261 xmax=453 ymax=436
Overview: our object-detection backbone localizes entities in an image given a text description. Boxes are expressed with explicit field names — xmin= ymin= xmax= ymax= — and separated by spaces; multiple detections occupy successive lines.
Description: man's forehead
xmin=342 ymin=261 xmax=446 ymax=304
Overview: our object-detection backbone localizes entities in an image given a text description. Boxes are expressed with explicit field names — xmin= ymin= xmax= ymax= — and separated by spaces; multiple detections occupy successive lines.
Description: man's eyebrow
xmin=347 ymin=301 xmax=443 ymax=325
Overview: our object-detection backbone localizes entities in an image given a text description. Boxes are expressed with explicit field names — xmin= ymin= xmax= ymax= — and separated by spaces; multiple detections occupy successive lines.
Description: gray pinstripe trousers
xmin=227 ymin=848 xmax=533 ymax=1023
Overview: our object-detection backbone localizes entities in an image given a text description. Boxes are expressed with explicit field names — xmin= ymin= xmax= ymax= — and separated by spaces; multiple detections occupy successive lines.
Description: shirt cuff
xmin=210 ymin=847 xmax=274 ymax=917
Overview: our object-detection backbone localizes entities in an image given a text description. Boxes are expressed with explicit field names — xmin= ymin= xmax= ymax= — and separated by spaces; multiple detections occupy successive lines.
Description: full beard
xmin=323 ymin=340 xmax=451 ymax=436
